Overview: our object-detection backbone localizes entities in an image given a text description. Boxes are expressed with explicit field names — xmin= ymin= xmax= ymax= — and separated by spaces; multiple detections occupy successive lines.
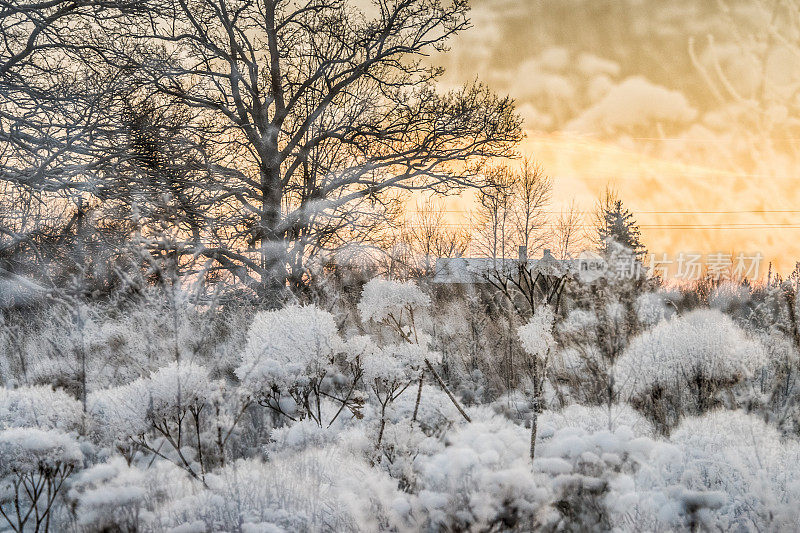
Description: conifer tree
xmin=594 ymin=187 xmax=646 ymax=259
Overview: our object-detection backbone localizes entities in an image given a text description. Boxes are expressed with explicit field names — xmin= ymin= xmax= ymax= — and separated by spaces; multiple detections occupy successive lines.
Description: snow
xmin=614 ymin=309 xmax=766 ymax=399
xmin=0 ymin=427 xmax=83 ymax=475
xmin=518 ymin=305 xmax=555 ymax=358
xmin=236 ymin=305 xmax=341 ymax=397
xmin=357 ymin=278 xmax=431 ymax=323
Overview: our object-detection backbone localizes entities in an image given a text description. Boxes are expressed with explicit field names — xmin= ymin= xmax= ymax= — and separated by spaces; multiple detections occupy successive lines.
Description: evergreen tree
xmin=594 ymin=187 xmax=646 ymax=259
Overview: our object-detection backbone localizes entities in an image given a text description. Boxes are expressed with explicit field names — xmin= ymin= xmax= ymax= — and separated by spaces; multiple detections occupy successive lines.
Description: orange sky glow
xmin=419 ymin=0 xmax=800 ymax=279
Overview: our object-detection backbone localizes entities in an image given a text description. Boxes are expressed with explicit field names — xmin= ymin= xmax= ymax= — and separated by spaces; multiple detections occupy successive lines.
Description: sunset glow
xmin=427 ymin=0 xmax=800 ymax=278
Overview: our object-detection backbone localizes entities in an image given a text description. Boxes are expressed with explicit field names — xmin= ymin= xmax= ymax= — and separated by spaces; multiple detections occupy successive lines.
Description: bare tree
xmin=511 ymin=158 xmax=551 ymax=256
xmin=472 ymin=160 xmax=551 ymax=262
xmin=401 ymin=197 xmax=470 ymax=277
xmin=551 ymin=199 xmax=585 ymax=260
xmin=63 ymin=0 xmax=522 ymax=301
xmin=472 ymin=165 xmax=515 ymax=263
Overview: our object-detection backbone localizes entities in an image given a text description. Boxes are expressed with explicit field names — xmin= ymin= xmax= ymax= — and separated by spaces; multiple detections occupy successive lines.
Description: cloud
xmin=566 ymin=76 xmax=697 ymax=134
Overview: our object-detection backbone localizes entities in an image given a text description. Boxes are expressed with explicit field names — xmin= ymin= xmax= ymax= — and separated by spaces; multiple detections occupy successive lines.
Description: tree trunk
xmin=258 ymin=158 xmax=287 ymax=306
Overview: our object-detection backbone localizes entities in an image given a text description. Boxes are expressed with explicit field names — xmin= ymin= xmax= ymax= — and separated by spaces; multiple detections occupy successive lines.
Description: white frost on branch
xmin=613 ymin=309 xmax=765 ymax=398
xmin=518 ymin=305 xmax=555 ymax=358
xmin=0 ymin=427 xmax=82 ymax=475
xmin=362 ymin=343 xmax=433 ymax=384
xmin=0 ymin=385 xmax=83 ymax=432
xmin=358 ymin=278 xmax=431 ymax=323
xmin=236 ymin=305 xmax=341 ymax=396
xmin=88 ymin=362 xmax=216 ymax=442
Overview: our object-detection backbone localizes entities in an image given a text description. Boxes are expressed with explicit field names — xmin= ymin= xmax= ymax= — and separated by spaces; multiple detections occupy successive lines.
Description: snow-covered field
xmin=2 ymin=275 xmax=800 ymax=532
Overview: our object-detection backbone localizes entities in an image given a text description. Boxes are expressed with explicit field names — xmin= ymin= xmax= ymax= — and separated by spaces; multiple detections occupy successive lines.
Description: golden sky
xmin=427 ymin=0 xmax=800 ymax=277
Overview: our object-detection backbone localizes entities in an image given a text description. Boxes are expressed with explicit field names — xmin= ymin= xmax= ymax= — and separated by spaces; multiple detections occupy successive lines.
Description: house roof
xmin=432 ymin=253 xmax=575 ymax=284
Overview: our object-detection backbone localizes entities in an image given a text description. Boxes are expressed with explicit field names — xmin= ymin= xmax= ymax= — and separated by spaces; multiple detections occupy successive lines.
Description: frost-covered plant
xmin=412 ymin=415 xmax=550 ymax=531
xmin=18 ymin=292 xmax=230 ymax=397
xmin=358 ymin=278 xmax=470 ymax=425
xmin=88 ymin=379 xmax=150 ymax=445
xmin=236 ymin=305 xmax=362 ymax=427
xmin=0 ymin=427 xmax=83 ymax=532
xmin=362 ymin=343 xmax=434 ymax=447
xmin=709 ymin=281 xmax=754 ymax=317
xmin=357 ymin=278 xmax=431 ymax=327
xmin=88 ymin=362 xmax=220 ymax=483
xmin=553 ymin=300 xmax=635 ymax=409
xmin=238 ymin=305 xmax=341 ymax=390
xmin=635 ymin=292 xmax=671 ymax=328
xmin=384 ymin=384 xmax=459 ymax=436
xmin=534 ymin=423 xmax=657 ymax=531
xmin=555 ymin=264 xmax=657 ymax=409
xmin=0 ymin=385 xmax=83 ymax=432
xmin=518 ymin=305 xmax=556 ymax=458
xmin=161 ymin=450 xmax=411 ymax=532
xmin=68 ymin=457 xmax=151 ymax=533
xmin=539 ymin=402 xmax=655 ymax=437
xmin=627 ymin=410 xmax=800 ymax=531
xmin=518 ymin=305 xmax=556 ymax=359
xmin=614 ymin=309 xmax=766 ymax=432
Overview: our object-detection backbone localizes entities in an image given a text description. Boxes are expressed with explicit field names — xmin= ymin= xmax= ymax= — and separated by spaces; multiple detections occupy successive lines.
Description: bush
xmin=614 ymin=309 xmax=766 ymax=432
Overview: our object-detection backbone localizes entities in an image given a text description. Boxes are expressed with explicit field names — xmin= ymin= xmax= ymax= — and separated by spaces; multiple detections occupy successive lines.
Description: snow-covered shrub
xmin=161 ymin=449 xmax=411 ymax=532
xmin=635 ymin=292 xmax=672 ymax=328
xmin=88 ymin=379 xmax=151 ymax=444
xmin=709 ymin=281 xmax=753 ymax=317
xmin=540 ymin=403 xmax=655 ymax=437
xmin=357 ymin=278 xmax=430 ymax=325
xmin=20 ymin=294 xmax=233 ymax=395
xmin=0 ymin=427 xmax=83 ymax=532
xmin=69 ymin=457 xmax=152 ymax=532
xmin=89 ymin=362 xmax=216 ymax=442
xmin=362 ymin=343 xmax=430 ymax=385
xmin=0 ymin=427 xmax=83 ymax=475
xmin=358 ymin=278 xmax=469 ymax=441
xmin=0 ymin=385 xmax=83 ymax=431
xmin=412 ymin=416 xmax=550 ymax=530
xmin=552 ymin=296 xmax=640 ymax=408
xmin=238 ymin=305 xmax=340 ymax=393
xmin=535 ymin=424 xmax=657 ymax=530
xmin=384 ymin=384 xmax=459 ymax=435
xmin=145 ymin=361 xmax=216 ymax=420
xmin=362 ymin=343 xmax=435 ymax=447
xmin=236 ymin=305 xmax=354 ymax=427
xmin=627 ymin=410 xmax=800 ymax=530
xmin=88 ymin=362 xmax=220 ymax=479
xmin=614 ymin=309 xmax=766 ymax=432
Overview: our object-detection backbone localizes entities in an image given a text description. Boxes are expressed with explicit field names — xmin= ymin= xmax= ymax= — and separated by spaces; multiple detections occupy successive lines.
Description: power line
xmin=402 ymin=223 xmax=800 ymax=230
xmin=414 ymin=209 xmax=800 ymax=215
